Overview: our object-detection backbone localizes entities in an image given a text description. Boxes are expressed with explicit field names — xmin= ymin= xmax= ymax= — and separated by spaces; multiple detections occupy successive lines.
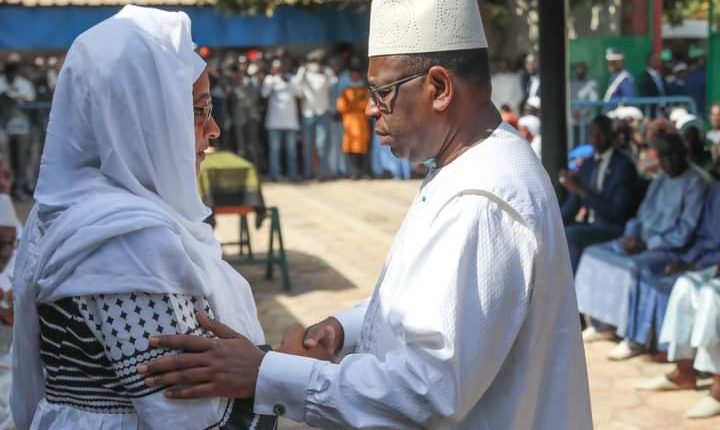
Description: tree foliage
xmin=215 ymin=0 xmax=712 ymax=24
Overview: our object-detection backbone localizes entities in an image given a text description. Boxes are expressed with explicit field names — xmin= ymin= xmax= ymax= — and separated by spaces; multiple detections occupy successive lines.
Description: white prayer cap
xmin=0 ymin=195 xmax=18 ymax=228
xmin=608 ymin=106 xmax=644 ymax=121
xmin=673 ymin=62 xmax=688 ymax=73
xmin=676 ymin=114 xmax=702 ymax=132
xmin=669 ymin=107 xmax=690 ymax=124
xmin=606 ymin=48 xmax=625 ymax=62
xmin=368 ymin=0 xmax=488 ymax=57
xmin=518 ymin=115 xmax=541 ymax=137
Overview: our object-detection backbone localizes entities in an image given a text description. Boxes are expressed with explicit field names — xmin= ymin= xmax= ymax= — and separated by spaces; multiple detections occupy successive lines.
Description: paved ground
xmin=217 ymin=179 xmax=719 ymax=430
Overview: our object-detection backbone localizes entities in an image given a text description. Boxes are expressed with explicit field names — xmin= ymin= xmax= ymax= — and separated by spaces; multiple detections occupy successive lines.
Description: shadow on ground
xmin=225 ymin=250 xmax=357 ymax=297
xmin=225 ymin=250 xmax=357 ymax=347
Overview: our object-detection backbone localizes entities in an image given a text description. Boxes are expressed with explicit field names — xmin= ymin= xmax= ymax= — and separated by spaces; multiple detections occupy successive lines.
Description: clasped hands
xmin=138 ymin=313 xmax=344 ymax=400
xmin=622 ymin=236 xmax=647 ymax=255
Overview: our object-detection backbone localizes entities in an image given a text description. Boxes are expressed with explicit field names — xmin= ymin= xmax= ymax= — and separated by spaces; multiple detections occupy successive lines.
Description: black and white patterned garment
xmin=37 ymin=293 xmax=277 ymax=430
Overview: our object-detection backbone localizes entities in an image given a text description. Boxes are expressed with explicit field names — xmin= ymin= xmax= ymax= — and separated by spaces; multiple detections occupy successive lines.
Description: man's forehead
xmin=367 ymin=56 xmax=406 ymax=84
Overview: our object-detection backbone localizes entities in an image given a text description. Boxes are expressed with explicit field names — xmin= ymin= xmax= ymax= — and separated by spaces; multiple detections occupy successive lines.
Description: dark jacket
xmin=637 ymin=69 xmax=665 ymax=98
xmin=562 ymin=149 xmax=640 ymax=228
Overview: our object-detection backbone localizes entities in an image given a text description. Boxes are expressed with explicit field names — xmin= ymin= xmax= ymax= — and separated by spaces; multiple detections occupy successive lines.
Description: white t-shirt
xmin=296 ymin=66 xmax=335 ymax=118
xmin=0 ymin=75 xmax=36 ymax=136
xmin=262 ymin=75 xmax=301 ymax=131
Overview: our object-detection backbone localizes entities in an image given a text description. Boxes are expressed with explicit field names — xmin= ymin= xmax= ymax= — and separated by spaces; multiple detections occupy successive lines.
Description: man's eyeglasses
xmin=368 ymin=70 xmax=428 ymax=114
xmin=193 ymin=103 xmax=213 ymax=125
xmin=0 ymin=239 xmax=18 ymax=250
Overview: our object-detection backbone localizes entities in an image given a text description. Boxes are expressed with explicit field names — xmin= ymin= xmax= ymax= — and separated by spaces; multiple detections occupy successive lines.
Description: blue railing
xmin=570 ymin=96 xmax=699 ymax=147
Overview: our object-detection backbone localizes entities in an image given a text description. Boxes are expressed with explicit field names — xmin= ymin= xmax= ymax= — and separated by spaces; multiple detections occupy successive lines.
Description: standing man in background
xmin=297 ymin=50 xmax=335 ymax=180
xmin=604 ymin=48 xmax=635 ymax=107
xmin=0 ymin=55 xmax=36 ymax=201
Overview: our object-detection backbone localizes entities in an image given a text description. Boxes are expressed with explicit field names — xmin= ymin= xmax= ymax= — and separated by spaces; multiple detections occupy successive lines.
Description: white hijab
xmin=11 ymin=6 xmax=264 ymax=428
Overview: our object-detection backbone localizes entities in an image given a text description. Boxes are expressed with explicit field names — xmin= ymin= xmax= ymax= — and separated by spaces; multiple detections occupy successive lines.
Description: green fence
xmin=708 ymin=1 xmax=720 ymax=116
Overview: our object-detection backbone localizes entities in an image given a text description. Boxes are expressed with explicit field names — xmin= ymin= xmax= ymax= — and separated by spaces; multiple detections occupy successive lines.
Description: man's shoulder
xmin=438 ymin=125 xmax=554 ymax=227
xmin=610 ymin=149 xmax=635 ymax=168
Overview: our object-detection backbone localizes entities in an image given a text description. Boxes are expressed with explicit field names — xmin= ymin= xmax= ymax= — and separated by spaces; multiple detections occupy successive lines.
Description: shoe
xmin=607 ymin=340 xmax=643 ymax=361
xmin=685 ymin=396 xmax=720 ymax=419
xmin=582 ymin=326 xmax=614 ymax=343
xmin=634 ymin=375 xmax=686 ymax=392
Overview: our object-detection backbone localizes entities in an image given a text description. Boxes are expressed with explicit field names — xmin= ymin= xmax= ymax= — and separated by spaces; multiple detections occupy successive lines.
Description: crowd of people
xmin=492 ymin=46 xmax=709 ymax=158
xmin=0 ymin=48 xmax=417 ymax=196
xmin=198 ymin=47 xmax=417 ymax=181
xmin=0 ymin=53 xmax=60 ymax=201
xmin=558 ymin=103 xmax=720 ymax=418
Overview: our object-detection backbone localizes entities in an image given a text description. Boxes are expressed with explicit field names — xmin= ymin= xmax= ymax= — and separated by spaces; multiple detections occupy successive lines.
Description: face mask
xmin=423 ymin=158 xmax=437 ymax=169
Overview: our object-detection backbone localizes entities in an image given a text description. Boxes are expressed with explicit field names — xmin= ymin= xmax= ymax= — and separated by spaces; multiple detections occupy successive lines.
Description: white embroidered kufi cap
xmin=0 ymin=195 xmax=18 ymax=228
xmin=368 ymin=0 xmax=488 ymax=57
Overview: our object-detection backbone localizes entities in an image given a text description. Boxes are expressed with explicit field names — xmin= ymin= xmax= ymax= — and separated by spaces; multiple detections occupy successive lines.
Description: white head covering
xmin=34 ymin=4 xmax=207 ymax=222
xmin=368 ymin=0 xmax=488 ymax=57
xmin=608 ymin=106 xmax=644 ymax=122
xmin=526 ymin=95 xmax=541 ymax=110
xmin=606 ymin=48 xmax=625 ymax=61
xmin=518 ymin=115 xmax=541 ymax=138
xmin=0 ymin=196 xmax=18 ymax=228
xmin=669 ymin=107 xmax=690 ymax=125
xmin=11 ymin=7 xmax=262 ymax=428
xmin=676 ymin=114 xmax=703 ymax=135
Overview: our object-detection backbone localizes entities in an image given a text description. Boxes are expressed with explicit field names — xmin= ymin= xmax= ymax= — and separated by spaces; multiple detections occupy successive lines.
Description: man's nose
xmin=365 ymin=98 xmax=381 ymax=119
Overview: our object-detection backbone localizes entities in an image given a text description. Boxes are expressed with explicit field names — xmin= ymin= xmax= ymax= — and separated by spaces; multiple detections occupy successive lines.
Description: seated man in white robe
xmin=625 ymin=181 xmax=720 ymax=359
xmin=575 ymin=132 xmax=708 ymax=360
xmin=635 ymin=262 xmax=720 ymax=420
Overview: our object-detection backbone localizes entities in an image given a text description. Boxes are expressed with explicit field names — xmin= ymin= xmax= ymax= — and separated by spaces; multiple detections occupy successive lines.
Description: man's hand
xmin=139 ymin=314 xmax=336 ymax=400
xmin=139 ymin=313 xmax=264 ymax=400
xmin=277 ymin=324 xmax=335 ymax=361
xmin=302 ymin=317 xmax=344 ymax=360
xmin=664 ymin=260 xmax=691 ymax=276
xmin=559 ymin=170 xmax=588 ymax=197
xmin=622 ymin=236 xmax=647 ymax=255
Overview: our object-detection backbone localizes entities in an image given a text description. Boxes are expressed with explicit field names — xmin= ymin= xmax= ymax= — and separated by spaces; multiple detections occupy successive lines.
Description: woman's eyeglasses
xmin=193 ymin=103 xmax=213 ymax=125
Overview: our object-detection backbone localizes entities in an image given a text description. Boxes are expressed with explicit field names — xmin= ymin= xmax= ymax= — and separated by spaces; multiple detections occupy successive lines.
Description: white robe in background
xmin=491 ymin=72 xmax=524 ymax=113
xmin=659 ymin=266 xmax=720 ymax=374
xmin=254 ymin=123 xmax=593 ymax=429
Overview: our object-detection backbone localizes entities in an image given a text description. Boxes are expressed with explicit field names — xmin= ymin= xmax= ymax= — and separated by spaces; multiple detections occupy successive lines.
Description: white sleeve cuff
xmin=254 ymin=351 xmax=318 ymax=421
xmin=334 ymin=301 xmax=368 ymax=356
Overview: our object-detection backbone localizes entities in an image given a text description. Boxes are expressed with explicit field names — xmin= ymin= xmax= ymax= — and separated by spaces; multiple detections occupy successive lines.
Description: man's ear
xmin=428 ymin=66 xmax=453 ymax=113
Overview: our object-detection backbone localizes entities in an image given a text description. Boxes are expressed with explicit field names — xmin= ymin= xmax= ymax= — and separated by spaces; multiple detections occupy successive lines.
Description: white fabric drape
xmin=11 ymin=6 xmax=264 ymax=429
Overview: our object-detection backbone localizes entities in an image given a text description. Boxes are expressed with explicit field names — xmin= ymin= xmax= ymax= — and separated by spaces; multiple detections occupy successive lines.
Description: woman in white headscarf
xmin=11 ymin=6 xmax=277 ymax=430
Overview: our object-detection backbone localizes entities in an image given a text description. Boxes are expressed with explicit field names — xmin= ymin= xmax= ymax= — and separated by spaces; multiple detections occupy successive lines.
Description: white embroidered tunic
xmin=254 ymin=123 xmax=594 ymax=429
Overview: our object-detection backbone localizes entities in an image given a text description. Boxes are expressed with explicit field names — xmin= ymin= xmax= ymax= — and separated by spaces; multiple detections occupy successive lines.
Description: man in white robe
xmin=636 ymin=263 xmax=720 ymax=419
xmin=140 ymin=1 xmax=593 ymax=429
